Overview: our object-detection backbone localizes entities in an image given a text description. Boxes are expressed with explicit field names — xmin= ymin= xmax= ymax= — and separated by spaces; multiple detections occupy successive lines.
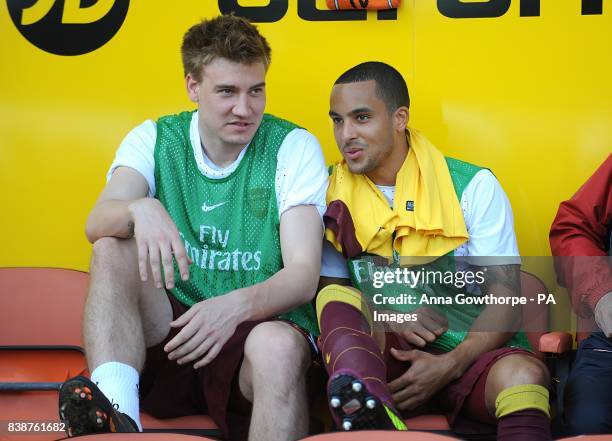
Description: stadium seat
xmin=57 ymin=435 xmax=217 ymax=440
xmin=521 ymin=270 xmax=554 ymax=359
xmin=403 ymin=414 xmax=450 ymax=431
xmin=0 ymin=267 xmax=582 ymax=440
xmin=556 ymin=437 xmax=612 ymax=441
xmin=0 ymin=267 xmax=220 ymax=439
xmin=301 ymin=430 xmax=460 ymax=440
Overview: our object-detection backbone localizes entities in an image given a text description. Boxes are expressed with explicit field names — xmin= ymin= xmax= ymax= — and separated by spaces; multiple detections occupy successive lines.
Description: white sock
xmin=90 ymin=362 xmax=143 ymax=431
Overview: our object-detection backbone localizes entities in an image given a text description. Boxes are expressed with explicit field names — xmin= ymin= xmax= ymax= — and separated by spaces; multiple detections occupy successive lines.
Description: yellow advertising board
xmin=0 ymin=0 xmax=610 ymax=275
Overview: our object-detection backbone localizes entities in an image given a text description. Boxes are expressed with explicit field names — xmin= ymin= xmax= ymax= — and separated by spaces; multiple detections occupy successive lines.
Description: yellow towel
xmin=325 ymin=129 xmax=468 ymax=259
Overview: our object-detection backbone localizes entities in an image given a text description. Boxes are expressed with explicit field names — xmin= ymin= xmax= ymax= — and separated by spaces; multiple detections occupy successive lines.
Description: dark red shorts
xmin=139 ymin=292 xmax=317 ymax=441
xmin=384 ymin=332 xmax=539 ymax=435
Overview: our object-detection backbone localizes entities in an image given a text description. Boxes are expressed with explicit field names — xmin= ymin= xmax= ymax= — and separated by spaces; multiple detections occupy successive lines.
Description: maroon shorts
xmin=139 ymin=292 xmax=317 ymax=441
xmin=384 ymin=332 xmax=539 ymax=436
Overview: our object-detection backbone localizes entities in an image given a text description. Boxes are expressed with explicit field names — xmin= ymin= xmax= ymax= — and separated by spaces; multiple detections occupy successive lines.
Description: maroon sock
xmin=497 ymin=409 xmax=551 ymax=441
xmin=319 ymin=300 xmax=371 ymax=334
xmin=319 ymin=301 xmax=391 ymax=403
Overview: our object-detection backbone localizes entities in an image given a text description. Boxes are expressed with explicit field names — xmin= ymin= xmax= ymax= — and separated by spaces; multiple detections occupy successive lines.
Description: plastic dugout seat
xmin=520 ymin=271 xmax=580 ymax=438
xmin=521 ymin=271 xmax=554 ymax=358
xmin=402 ymin=414 xmax=450 ymax=431
xmin=0 ymin=432 xmax=217 ymax=441
xmin=301 ymin=431 xmax=460 ymax=440
xmin=556 ymin=437 xmax=612 ymax=441
xmin=54 ymin=435 xmax=218 ymax=440
xmin=526 ymin=270 xmax=575 ymax=359
xmin=0 ymin=267 xmax=219 ymax=439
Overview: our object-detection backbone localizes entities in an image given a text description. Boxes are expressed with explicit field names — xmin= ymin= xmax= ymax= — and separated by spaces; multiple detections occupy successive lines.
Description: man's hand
xmin=388 ymin=348 xmax=459 ymax=410
xmin=128 ymin=198 xmax=190 ymax=289
xmin=164 ymin=292 xmax=246 ymax=368
xmin=387 ymin=307 xmax=448 ymax=348
xmin=595 ymin=292 xmax=612 ymax=337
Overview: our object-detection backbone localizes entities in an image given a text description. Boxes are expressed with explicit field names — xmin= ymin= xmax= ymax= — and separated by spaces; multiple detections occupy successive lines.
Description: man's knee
xmin=91 ymin=237 xmax=137 ymax=271
xmin=244 ymin=322 xmax=310 ymax=376
xmin=485 ymin=354 xmax=550 ymax=416
xmin=489 ymin=354 xmax=550 ymax=390
xmin=88 ymin=237 xmax=156 ymax=309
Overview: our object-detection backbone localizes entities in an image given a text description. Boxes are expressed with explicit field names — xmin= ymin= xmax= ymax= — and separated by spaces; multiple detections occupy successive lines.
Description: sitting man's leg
xmin=238 ymin=321 xmax=312 ymax=441
xmin=477 ymin=353 xmax=552 ymax=441
xmin=316 ymin=284 xmax=406 ymax=431
xmin=59 ymin=237 xmax=172 ymax=435
xmin=564 ymin=332 xmax=612 ymax=435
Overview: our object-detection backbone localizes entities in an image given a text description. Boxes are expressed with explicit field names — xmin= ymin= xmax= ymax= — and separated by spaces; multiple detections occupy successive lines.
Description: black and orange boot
xmin=328 ymin=369 xmax=407 ymax=431
xmin=58 ymin=375 xmax=138 ymax=437
xmin=317 ymin=285 xmax=407 ymax=431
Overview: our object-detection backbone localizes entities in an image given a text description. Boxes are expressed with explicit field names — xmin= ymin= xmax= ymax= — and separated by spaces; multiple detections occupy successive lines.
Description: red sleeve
xmin=549 ymin=154 xmax=612 ymax=317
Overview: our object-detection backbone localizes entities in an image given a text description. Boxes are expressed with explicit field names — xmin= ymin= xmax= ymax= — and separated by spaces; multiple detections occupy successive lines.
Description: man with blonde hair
xmin=59 ymin=15 xmax=327 ymax=441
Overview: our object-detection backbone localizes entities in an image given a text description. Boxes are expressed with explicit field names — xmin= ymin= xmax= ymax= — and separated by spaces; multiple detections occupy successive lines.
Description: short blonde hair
xmin=181 ymin=15 xmax=271 ymax=81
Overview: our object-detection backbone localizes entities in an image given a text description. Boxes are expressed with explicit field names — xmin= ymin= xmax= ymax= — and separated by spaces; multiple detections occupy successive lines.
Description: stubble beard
xmin=346 ymin=155 xmax=376 ymax=176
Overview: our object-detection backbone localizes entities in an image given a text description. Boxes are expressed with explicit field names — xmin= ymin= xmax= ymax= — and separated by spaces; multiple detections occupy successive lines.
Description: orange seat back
xmin=67 ymin=434 xmax=218 ymax=440
xmin=0 ymin=268 xmax=220 ymax=436
xmin=0 ymin=267 xmax=88 ymax=348
xmin=520 ymin=270 xmax=550 ymax=359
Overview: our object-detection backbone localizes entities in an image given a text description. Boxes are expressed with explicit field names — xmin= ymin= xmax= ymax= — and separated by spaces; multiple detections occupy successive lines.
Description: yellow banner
xmin=0 ymin=0 xmax=610 ymax=270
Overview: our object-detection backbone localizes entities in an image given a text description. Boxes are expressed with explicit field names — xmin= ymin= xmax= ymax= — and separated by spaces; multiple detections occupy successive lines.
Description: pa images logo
xmin=7 ymin=0 xmax=129 ymax=55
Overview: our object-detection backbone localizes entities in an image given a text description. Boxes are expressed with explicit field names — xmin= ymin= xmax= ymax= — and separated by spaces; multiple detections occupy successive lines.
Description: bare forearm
xmin=449 ymin=315 xmax=516 ymax=378
xmin=184 ymin=206 xmax=323 ymax=325
xmin=229 ymin=261 xmax=320 ymax=323
xmin=85 ymin=167 xmax=151 ymax=243
xmin=224 ymin=205 xmax=324 ymax=323
xmin=85 ymin=199 xmax=137 ymax=243
xmin=448 ymin=264 xmax=521 ymax=378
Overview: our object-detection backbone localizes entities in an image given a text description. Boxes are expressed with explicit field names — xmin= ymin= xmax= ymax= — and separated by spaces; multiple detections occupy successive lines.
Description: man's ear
xmin=185 ymin=73 xmax=200 ymax=103
xmin=394 ymin=106 xmax=409 ymax=132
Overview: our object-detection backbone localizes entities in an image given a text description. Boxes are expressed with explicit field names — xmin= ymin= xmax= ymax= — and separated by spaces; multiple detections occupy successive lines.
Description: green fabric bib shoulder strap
xmin=445 ymin=156 xmax=482 ymax=200
xmin=152 ymin=110 xmax=318 ymax=335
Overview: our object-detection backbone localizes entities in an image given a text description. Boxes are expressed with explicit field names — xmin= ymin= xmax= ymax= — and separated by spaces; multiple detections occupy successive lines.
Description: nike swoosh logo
xmin=325 ymin=352 xmax=331 ymax=365
xmin=201 ymin=201 xmax=227 ymax=212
